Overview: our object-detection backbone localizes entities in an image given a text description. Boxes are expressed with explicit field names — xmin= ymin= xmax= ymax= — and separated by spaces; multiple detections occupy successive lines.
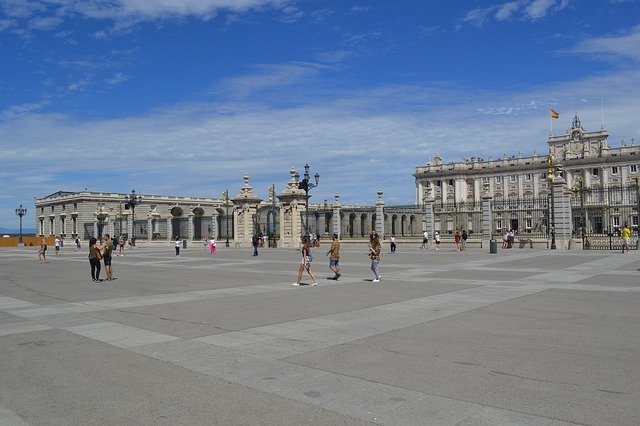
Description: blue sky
xmin=1 ymin=0 xmax=640 ymax=230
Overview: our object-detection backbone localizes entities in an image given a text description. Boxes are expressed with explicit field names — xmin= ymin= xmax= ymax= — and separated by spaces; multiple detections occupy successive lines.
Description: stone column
xmin=167 ymin=217 xmax=173 ymax=242
xmin=481 ymin=184 xmax=493 ymax=249
xmin=147 ymin=217 xmax=153 ymax=242
xmin=232 ymin=173 xmax=262 ymax=248
xmin=552 ymin=164 xmax=573 ymax=250
xmin=332 ymin=194 xmax=341 ymax=237
xmin=424 ymin=192 xmax=435 ymax=241
xmin=188 ymin=214 xmax=194 ymax=241
xmin=212 ymin=211 xmax=219 ymax=240
xmin=375 ymin=190 xmax=385 ymax=238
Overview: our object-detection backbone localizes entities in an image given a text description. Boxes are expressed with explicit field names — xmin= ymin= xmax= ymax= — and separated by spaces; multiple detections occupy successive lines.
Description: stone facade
xmin=414 ymin=114 xmax=640 ymax=204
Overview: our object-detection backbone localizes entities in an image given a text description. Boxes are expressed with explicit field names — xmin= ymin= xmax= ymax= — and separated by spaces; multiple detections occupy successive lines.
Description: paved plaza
xmin=0 ymin=242 xmax=638 ymax=425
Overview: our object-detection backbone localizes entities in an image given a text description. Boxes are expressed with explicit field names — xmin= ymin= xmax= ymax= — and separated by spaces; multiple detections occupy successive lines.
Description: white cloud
xmin=104 ymin=72 xmax=129 ymax=85
xmin=569 ymin=25 xmax=640 ymax=63
xmin=495 ymin=1 xmax=520 ymax=21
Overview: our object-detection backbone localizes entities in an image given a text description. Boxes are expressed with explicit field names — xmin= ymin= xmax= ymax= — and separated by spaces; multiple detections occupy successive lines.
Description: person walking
xmin=369 ymin=233 xmax=382 ymax=283
xmin=293 ymin=236 xmax=318 ymax=286
xmin=103 ymin=234 xmax=114 ymax=281
xmin=75 ymin=237 xmax=81 ymax=252
xmin=175 ymin=236 xmax=181 ymax=257
xmin=54 ymin=236 xmax=61 ymax=256
xmin=326 ymin=233 xmax=341 ymax=280
xmin=434 ymin=231 xmax=440 ymax=250
xmin=252 ymin=234 xmax=259 ymax=256
xmin=420 ymin=230 xmax=429 ymax=249
xmin=88 ymin=237 xmax=102 ymax=282
xmin=210 ymin=237 xmax=217 ymax=254
xmin=390 ymin=234 xmax=397 ymax=253
xmin=38 ymin=239 xmax=47 ymax=263
xmin=461 ymin=229 xmax=468 ymax=251
xmin=621 ymin=223 xmax=631 ymax=253
xmin=454 ymin=229 xmax=462 ymax=251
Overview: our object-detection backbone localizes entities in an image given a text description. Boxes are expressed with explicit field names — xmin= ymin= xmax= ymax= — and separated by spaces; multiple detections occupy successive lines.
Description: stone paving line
xmin=2 ymin=250 xmax=637 ymax=424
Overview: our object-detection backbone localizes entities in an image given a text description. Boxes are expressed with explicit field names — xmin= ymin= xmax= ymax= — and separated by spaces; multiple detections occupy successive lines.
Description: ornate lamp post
xmin=296 ymin=164 xmax=319 ymax=236
xmin=268 ymin=183 xmax=277 ymax=247
xmin=222 ymin=189 xmax=230 ymax=247
xmin=547 ymin=154 xmax=556 ymax=250
xmin=15 ymin=204 xmax=27 ymax=245
xmin=124 ymin=189 xmax=141 ymax=245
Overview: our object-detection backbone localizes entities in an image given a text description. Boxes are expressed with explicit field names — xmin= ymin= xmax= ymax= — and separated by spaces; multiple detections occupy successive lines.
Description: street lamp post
xmin=124 ymin=189 xmax=141 ymax=246
xmin=576 ymin=177 xmax=586 ymax=247
xmin=296 ymin=164 xmax=319 ymax=236
xmin=15 ymin=204 xmax=27 ymax=245
xmin=223 ymin=189 xmax=230 ymax=247
xmin=547 ymin=154 xmax=556 ymax=250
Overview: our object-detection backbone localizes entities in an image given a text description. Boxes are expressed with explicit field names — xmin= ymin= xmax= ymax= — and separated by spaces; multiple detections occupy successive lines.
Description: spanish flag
xmin=550 ymin=109 xmax=559 ymax=119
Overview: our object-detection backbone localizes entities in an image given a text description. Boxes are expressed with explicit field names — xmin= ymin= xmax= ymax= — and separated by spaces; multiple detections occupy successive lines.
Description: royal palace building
xmin=414 ymin=114 xmax=639 ymax=204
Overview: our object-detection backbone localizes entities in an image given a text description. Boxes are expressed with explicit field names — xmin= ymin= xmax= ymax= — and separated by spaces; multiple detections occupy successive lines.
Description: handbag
xmin=94 ymin=246 xmax=103 ymax=261
xmin=307 ymin=254 xmax=313 ymax=263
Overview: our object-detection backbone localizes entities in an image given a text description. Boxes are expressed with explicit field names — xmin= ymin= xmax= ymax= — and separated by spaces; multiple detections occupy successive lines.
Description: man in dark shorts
xmin=326 ymin=233 xmax=341 ymax=280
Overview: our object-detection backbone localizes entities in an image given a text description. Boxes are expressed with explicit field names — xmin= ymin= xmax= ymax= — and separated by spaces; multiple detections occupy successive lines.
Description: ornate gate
xmin=572 ymin=186 xmax=639 ymax=250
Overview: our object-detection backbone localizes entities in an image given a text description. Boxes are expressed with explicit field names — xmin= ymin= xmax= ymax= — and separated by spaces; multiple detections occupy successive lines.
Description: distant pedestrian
xmin=390 ymin=234 xmax=396 ymax=253
xmin=503 ymin=230 xmax=509 ymax=249
xmin=112 ymin=235 xmax=118 ymax=254
xmin=75 ymin=237 xmax=81 ymax=252
xmin=461 ymin=229 xmax=468 ymax=251
xmin=621 ymin=223 xmax=631 ymax=253
xmin=175 ymin=236 xmax=181 ymax=257
xmin=103 ymin=234 xmax=114 ymax=281
xmin=38 ymin=239 xmax=47 ymax=263
xmin=252 ymin=234 xmax=259 ymax=256
xmin=204 ymin=237 xmax=209 ymax=252
xmin=210 ymin=237 xmax=217 ymax=254
xmin=88 ymin=237 xmax=102 ymax=282
xmin=369 ymin=233 xmax=382 ymax=282
xmin=118 ymin=236 xmax=125 ymax=256
xmin=54 ymin=236 xmax=61 ymax=256
xmin=434 ymin=231 xmax=440 ymax=250
xmin=326 ymin=233 xmax=341 ymax=280
xmin=420 ymin=230 xmax=429 ymax=249
xmin=454 ymin=229 xmax=462 ymax=251
xmin=315 ymin=232 xmax=321 ymax=247
xmin=293 ymin=236 xmax=318 ymax=286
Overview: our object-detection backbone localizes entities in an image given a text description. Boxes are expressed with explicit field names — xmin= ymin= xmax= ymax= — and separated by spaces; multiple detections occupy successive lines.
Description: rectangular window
xmin=611 ymin=166 xmax=619 ymax=175
xmin=612 ymin=216 xmax=620 ymax=228
xmin=525 ymin=173 xmax=532 ymax=181
xmin=496 ymin=176 xmax=503 ymax=183
xmin=448 ymin=179 xmax=454 ymax=186
xmin=592 ymin=168 xmax=599 ymax=176
xmin=526 ymin=218 xmax=533 ymax=229
xmin=482 ymin=177 xmax=489 ymax=184
xmin=631 ymin=165 xmax=637 ymax=173
xmin=540 ymin=172 xmax=547 ymax=180
xmin=509 ymin=175 xmax=517 ymax=183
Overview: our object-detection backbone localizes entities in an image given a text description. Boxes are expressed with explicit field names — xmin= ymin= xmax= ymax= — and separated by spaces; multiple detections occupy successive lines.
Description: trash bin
xmin=489 ymin=238 xmax=497 ymax=254
xmin=182 ymin=240 xmax=187 ymax=249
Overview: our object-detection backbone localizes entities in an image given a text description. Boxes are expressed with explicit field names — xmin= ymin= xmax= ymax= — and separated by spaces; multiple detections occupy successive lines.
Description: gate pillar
xmin=277 ymin=167 xmax=307 ymax=248
xmin=481 ymin=184 xmax=493 ymax=249
xmin=232 ymin=173 xmax=262 ymax=248
xmin=552 ymin=164 xmax=573 ymax=250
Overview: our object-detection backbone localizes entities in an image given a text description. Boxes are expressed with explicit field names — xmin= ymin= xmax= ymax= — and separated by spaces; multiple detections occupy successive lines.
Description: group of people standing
xmin=88 ymin=234 xmax=115 ymax=282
